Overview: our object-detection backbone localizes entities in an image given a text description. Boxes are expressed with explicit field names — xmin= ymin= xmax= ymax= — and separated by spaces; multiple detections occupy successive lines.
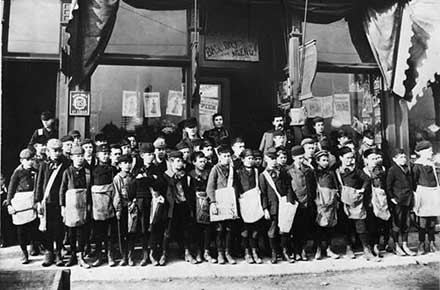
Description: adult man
xmin=202 ymin=113 xmax=230 ymax=147
xmin=259 ymin=111 xmax=295 ymax=155
xmin=29 ymin=111 xmax=58 ymax=147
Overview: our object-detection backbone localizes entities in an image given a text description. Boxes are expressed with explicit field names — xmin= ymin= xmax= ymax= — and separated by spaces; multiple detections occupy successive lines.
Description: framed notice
xmin=69 ymin=91 xmax=90 ymax=116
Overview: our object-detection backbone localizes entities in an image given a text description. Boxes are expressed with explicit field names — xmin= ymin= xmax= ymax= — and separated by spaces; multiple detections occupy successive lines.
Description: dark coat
xmin=35 ymin=158 xmax=70 ymax=205
xmin=259 ymin=169 xmax=295 ymax=216
xmin=386 ymin=163 xmax=414 ymax=207
xmin=7 ymin=165 xmax=37 ymax=205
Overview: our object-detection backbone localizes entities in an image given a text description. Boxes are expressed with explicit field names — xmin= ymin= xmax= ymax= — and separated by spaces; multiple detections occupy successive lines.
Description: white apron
xmin=363 ymin=168 xmax=391 ymax=221
xmin=315 ymin=185 xmax=338 ymax=227
xmin=65 ymin=188 xmax=88 ymax=227
xmin=413 ymin=162 xmax=440 ymax=217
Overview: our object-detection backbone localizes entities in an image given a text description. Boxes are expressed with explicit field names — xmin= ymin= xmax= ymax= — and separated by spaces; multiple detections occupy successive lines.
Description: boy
xmin=275 ymin=146 xmax=289 ymax=170
xmin=162 ymin=150 xmax=196 ymax=265
xmin=110 ymin=144 xmax=122 ymax=168
xmin=7 ymin=149 xmax=38 ymax=264
xmin=91 ymin=144 xmax=118 ymax=267
xmin=260 ymin=148 xmax=295 ymax=264
xmin=231 ymin=137 xmax=246 ymax=169
xmin=412 ymin=141 xmax=440 ymax=254
xmin=61 ymin=135 xmax=74 ymax=160
xmin=200 ymin=140 xmax=217 ymax=169
xmin=189 ymin=151 xmax=217 ymax=263
xmin=180 ymin=117 xmax=200 ymax=153
xmin=312 ymin=117 xmax=330 ymax=151
xmin=207 ymin=145 xmax=238 ymax=264
xmin=236 ymin=149 xmax=263 ymax=264
xmin=259 ymin=111 xmax=295 ymax=154
xmin=176 ymin=141 xmax=192 ymax=171
xmin=59 ymin=146 xmax=92 ymax=268
xmin=153 ymin=137 xmax=168 ymax=174
xmin=314 ymin=150 xmax=340 ymax=260
xmin=253 ymin=150 xmax=264 ymax=173
xmin=28 ymin=111 xmax=58 ymax=147
xmin=386 ymin=148 xmax=416 ymax=256
xmin=81 ymin=139 xmax=97 ymax=170
xmin=301 ymin=138 xmax=317 ymax=170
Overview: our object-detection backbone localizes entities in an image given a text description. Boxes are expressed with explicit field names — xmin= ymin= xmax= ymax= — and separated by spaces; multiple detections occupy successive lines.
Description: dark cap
xmin=168 ymin=150 xmax=183 ymax=159
xmin=60 ymin=135 xmax=74 ymax=143
xmin=191 ymin=138 xmax=204 ymax=148
xmin=41 ymin=111 xmax=54 ymax=121
xmin=291 ymin=145 xmax=305 ymax=157
xmin=119 ymin=139 xmax=130 ymax=147
xmin=415 ymin=140 xmax=432 ymax=152
xmin=301 ymin=138 xmax=315 ymax=147
xmin=94 ymin=133 xmax=107 ymax=142
xmin=96 ymin=144 xmax=110 ymax=153
xmin=363 ymin=147 xmax=381 ymax=158
xmin=242 ymin=149 xmax=254 ymax=158
xmin=314 ymin=150 xmax=329 ymax=160
xmin=176 ymin=141 xmax=190 ymax=151
xmin=118 ymin=154 xmax=133 ymax=163
xmin=275 ymin=146 xmax=287 ymax=155
xmin=363 ymin=130 xmax=375 ymax=139
xmin=81 ymin=138 xmax=94 ymax=146
xmin=265 ymin=147 xmax=277 ymax=159
xmin=68 ymin=130 xmax=81 ymax=138
xmin=184 ymin=117 xmax=198 ymax=128
xmin=19 ymin=148 xmax=35 ymax=159
xmin=217 ymin=145 xmax=232 ymax=154
xmin=341 ymin=138 xmax=354 ymax=146
xmin=313 ymin=117 xmax=324 ymax=125
xmin=200 ymin=139 xmax=213 ymax=149
xmin=338 ymin=146 xmax=353 ymax=157
xmin=71 ymin=145 xmax=84 ymax=155
xmin=140 ymin=143 xmax=154 ymax=154
xmin=252 ymin=150 xmax=263 ymax=158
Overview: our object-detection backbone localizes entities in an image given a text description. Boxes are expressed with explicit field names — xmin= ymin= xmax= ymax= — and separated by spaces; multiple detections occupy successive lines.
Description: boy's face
xmin=303 ymin=144 xmax=316 ymax=158
xmin=110 ymin=148 xmax=122 ymax=164
xmin=185 ymin=126 xmax=198 ymax=138
xmin=393 ymin=154 xmax=407 ymax=166
xmin=128 ymin=137 xmax=137 ymax=149
xmin=180 ymin=148 xmax=191 ymax=161
xmin=155 ymin=147 xmax=166 ymax=159
xmin=42 ymin=118 xmax=55 ymax=129
xmin=376 ymin=154 xmax=383 ymax=165
xmin=340 ymin=152 xmax=355 ymax=167
xmin=47 ymin=147 xmax=62 ymax=161
xmin=243 ymin=155 xmax=254 ymax=168
xmin=119 ymin=161 xmax=132 ymax=173
xmin=272 ymin=117 xmax=284 ymax=130
xmin=171 ymin=157 xmax=184 ymax=171
xmin=202 ymin=146 xmax=213 ymax=157
xmin=193 ymin=156 xmax=207 ymax=171
xmin=63 ymin=141 xmax=73 ymax=154
xmin=316 ymin=155 xmax=329 ymax=169
xmin=218 ymin=152 xmax=231 ymax=165
xmin=265 ymin=156 xmax=277 ymax=169
xmin=346 ymin=143 xmax=355 ymax=152
xmin=142 ymin=152 xmax=155 ymax=165
xmin=254 ymin=156 xmax=263 ymax=167
xmin=82 ymin=143 xmax=94 ymax=156
xmin=214 ymin=116 xmax=223 ymax=128
xmin=21 ymin=158 xmax=34 ymax=169
xmin=71 ymin=153 xmax=85 ymax=167
xmin=97 ymin=151 xmax=110 ymax=163
xmin=293 ymin=155 xmax=304 ymax=167
xmin=365 ymin=153 xmax=379 ymax=167
xmin=121 ymin=145 xmax=131 ymax=155
xmin=364 ymin=136 xmax=375 ymax=146
xmin=276 ymin=153 xmax=287 ymax=166
xmin=314 ymin=122 xmax=325 ymax=134
xmin=34 ymin=143 xmax=45 ymax=156
xmin=232 ymin=142 xmax=245 ymax=157
xmin=273 ymin=135 xmax=286 ymax=147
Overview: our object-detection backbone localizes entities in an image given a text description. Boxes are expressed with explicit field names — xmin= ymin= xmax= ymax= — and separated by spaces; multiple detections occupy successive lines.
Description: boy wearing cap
xmin=253 ymin=150 xmax=264 ymax=173
xmin=412 ymin=141 xmax=440 ymax=254
xmin=121 ymin=139 xmax=142 ymax=174
xmin=35 ymin=139 xmax=71 ymax=267
xmin=59 ymin=146 xmax=92 ymax=268
xmin=162 ymin=150 xmax=197 ymax=265
xmin=68 ymin=130 xmax=82 ymax=146
xmin=207 ymin=145 xmax=239 ymax=264
xmin=91 ymin=144 xmax=118 ymax=267
xmin=386 ymin=149 xmax=416 ymax=256
xmin=288 ymin=145 xmax=317 ymax=261
xmin=301 ymin=138 xmax=317 ymax=170
xmin=358 ymin=130 xmax=376 ymax=160
xmin=231 ymin=137 xmax=246 ymax=169
xmin=94 ymin=133 xmax=108 ymax=147
xmin=7 ymin=149 xmax=39 ymax=264
xmin=176 ymin=141 xmax=192 ymax=172
xmin=260 ymin=147 xmax=296 ymax=264
xmin=29 ymin=111 xmax=58 ymax=147
xmin=153 ymin=137 xmax=168 ymax=174
xmin=189 ymin=151 xmax=217 ymax=263
xmin=202 ymin=113 xmax=231 ymax=147
xmin=201 ymin=140 xmax=217 ymax=169
xmin=314 ymin=150 xmax=340 ymax=260
xmin=275 ymin=146 xmax=289 ymax=170
xmin=61 ymin=135 xmax=74 ymax=160
xmin=81 ymin=139 xmax=96 ymax=170
xmin=181 ymin=117 xmax=200 ymax=153
xmin=312 ymin=117 xmax=330 ymax=151
xmin=110 ymin=144 xmax=122 ymax=169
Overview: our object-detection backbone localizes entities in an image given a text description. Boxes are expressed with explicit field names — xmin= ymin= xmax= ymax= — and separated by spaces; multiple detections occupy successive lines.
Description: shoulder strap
xmin=85 ymin=168 xmax=91 ymax=188
xmin=262 ymin=171 xmax=282 ymax=200
xmin=432 ymin=165 xmax=440 ymax=187
xmin=255 ymin=168 xmax=259 ymax=188
xmin=227 ymin=165 xmax=234 ymax=187
xmin=43 ymin=163 xmax=63 ymax=201
xmin=335 ymin=168 xmax=344 ymax=187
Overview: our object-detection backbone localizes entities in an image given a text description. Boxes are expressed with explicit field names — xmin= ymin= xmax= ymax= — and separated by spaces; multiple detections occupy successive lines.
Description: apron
xmin=195 ymin=191 xmax=210 ymax=224
xmin=413 ymin=163 xmax=440 ymax=217
xmin=363 ymin=168 xmax=391 ymax=221
xmin=263 ymin=171 xmax=298 ymax=233
xmin=91 ymin=184 xmax=115 ymax=221
xmin=239 ymin=169 xmax=264 ymax=224
xmin=315 ymin=185 xmax=338 ymax=227
xmin=336 ymin=169 xmax=366 ymax=220
xmin=210 ymin=165 xmax=239 ymax=222
xmin=65 ymin=189 xmax=88 ymax=227
xmin=10 ymin=191 xmax=37 ymax=225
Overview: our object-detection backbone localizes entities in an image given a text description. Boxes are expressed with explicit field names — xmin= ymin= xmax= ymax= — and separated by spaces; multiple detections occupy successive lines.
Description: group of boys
xmin=4 ymin=111 xmax=439 ymax=268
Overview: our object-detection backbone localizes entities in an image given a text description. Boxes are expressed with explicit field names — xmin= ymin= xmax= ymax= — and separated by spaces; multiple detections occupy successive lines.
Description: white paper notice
xmin=166 ymin=90 xmax=184 ymax=117
xmin=143 ymin=92 xmax=161 ymax=118
xmin=333 ymin=93 xmax=351 ymax=125
xmin=122 ymin=91 xmax=138 ymax=117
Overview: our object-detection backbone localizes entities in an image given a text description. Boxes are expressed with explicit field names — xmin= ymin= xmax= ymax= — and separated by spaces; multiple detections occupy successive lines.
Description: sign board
xmin=69 ymin=91 xmax=90 ymax=116
xmin=205 ymin=33 xmax=259 ymax=62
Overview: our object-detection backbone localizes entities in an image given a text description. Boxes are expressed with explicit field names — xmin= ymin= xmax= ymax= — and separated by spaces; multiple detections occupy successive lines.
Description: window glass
xmin=8 ymin=0 xmax=60 ymax=54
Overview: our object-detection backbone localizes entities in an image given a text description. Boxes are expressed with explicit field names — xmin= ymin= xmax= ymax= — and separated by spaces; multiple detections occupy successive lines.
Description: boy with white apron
xmin=59 ymin=145 xmax=91 ymax=268
xmin=7 ymin=149 xmax=38 ymax=264
xmin=336 ymin=146 xmax=380 ymax=262
xmin=412 ymin=140 xmax=440 ymax=254
xmin=236 ymin=149 xmax=264 ymax=264
xmin=91 ymin=144 xmax=118 ymax=267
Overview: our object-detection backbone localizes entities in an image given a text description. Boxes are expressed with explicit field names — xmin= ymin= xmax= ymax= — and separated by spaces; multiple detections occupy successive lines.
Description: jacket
xmin=59 ymin=165 xmax=92 ymax=207
xmin=164 ymin=169 xmax=193 ymax=218
xmin=288 ymin=164 xmax=316 ymax=208
xmin=259 ymin=169 xmax=295 ymax=216
xmin=7 ymin=165 xmax=37 ymax=205
xmin=35 ymin=157 xmax=70 ymax=205
xmin=386 ymin=163 xmax=414 ymax=206
xmin=206 ymin=163 xmax=238 ymax=203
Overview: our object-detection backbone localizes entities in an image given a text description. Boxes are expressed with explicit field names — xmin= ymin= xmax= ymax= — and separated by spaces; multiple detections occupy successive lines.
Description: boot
xmin=395 ymin=243 xmax=407 ymax=256
xmin=217 ymin=250 xmax=225 ymax=265
xmin=119 ymin=253 xmax=128 ymax=266
xmin=283 ymin=248 xmax=294 ymax=263
xmin=55 ymin=252 xmax=65 ymax=267
xmin=92 ymin=253 xmax=103 ymax=267
xmin=65 ymin=251 xmax=77 ymax=267
xmin=225 ymin=250 xmax=236 ymax=264
xmin=79 ymin=252 xmax=91 ymax=269
xmin=21 ymin=249 xmax=29 ymax=265
xmin=108 ymin=251 xmax=116 ymax=267
xmin=314 ymin=246 xmax=322 ymax=260
xmin=203 ymin=250 xmax=217 ymax=264
xmin=196 ymin=250 xmax=203 ymax=264
xmin=244 ymin=248 xmax=255 ymax=264
xmin=300 ymin=248 xmax=308 ymax=261
xmin=30 ymin=243 xmax=40 ymax=256
xmin=270 ymin=250 xmax=277 ymax=264
xmin=363 ymin=247 xmax=381 ymax=262
xmin=140 ymin=249 xmax=149 ymax=266
xmin=429 ymin=241 xmax=438 ymax=253
xmin=185 ymin=249 xmax=197 ymax=264
xmin=42 ymin=251 xmax=54 ymax=267
xmin=159 ymin=250 xmax=167 ymax=266
xmin=252 ymin=248 xmax=262 ymax=264
xmin=402 ymin=242 xmax=416 ymax=256
xmin=326 ymin=248 xmax=340 ymax=259
xmin=345 ymin=245 xmax=355 ymax=259
xmin=418 ymin=242 xmax=427 ymax=255
xmin=150 ymin=249 xmax=159 ymax=266
xmin=373 ymin=244 xmax=383 ymax=258
xmin=129 ymin=250 xmax=137 ymax=266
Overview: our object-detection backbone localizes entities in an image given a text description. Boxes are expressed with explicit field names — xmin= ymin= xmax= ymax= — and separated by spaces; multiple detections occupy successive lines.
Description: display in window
xmin=289 ymin=107 xmax=306 ymax=126
xmin=332 ymin=93 xmax=351 ymax=126
xmin=122 ymin=91 xmax=139 ymax=117
xmin=166 ymin=90 xmax=184 ymax=117
xmin=143 ymin=92 xmax=161 ymax=118
xmin=321 ymin=95 xmax=334 ymax=118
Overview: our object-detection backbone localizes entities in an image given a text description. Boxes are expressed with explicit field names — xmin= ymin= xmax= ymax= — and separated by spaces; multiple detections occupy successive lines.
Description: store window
xmin=90 ymin=65 xmax=186 ymax=139
xmin=106 ymin=2 xmax=187 ymax=55
xmin=8 ymin=0 xmax=61 ymax=54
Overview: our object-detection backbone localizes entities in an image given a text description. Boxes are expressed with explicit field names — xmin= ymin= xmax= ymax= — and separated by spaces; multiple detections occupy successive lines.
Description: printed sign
xmin=69 ymin=91 xmax=90 ymax=116
xmin=143 ymin=92 xmax=161 ymax=118
xmin=199 ymin=98 xmax=219 ymax=115
xmin=166 ymin=90 xmax=184 ymax=117
xmin=321 ymin=95 xmax=334 ymax=118
xmin=304 ymin=98 xmax=322 ymax=118
xmin=205 ymin=34 xmax=259 ymax=62
xmin=122 ymin=91 xmax=139 ymax=117
xmin=333 ymin=93 xmax=351 ymax=125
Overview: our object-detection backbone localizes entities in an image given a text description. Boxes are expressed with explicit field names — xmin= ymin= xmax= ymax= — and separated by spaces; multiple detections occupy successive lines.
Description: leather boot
xmin=196 ymin=250 xmax=203 ymax=263
xmin=203 ymin=250 xmax=217 ymax=264
xmin=150 ymin=249 xmax=159 ymax=266
xmin=373 ymin=244 xmax=383 ymax=258
xmin=129 ymin=250 xmax=137 ymax=266
xmin=108 ymin=251 xmax=116 ymax=267
xmin=140 ymin=249 xmax=149 ymax=266
xmin=345 ymin=245 xmax=355 ymax=259
xmin=418 ymin=242 xmax=427 ymax=255
xmin=65 ymin=251 xmax=77 ymax=267
xmin=55 ymin=252 xmax=65 ymax=267
xmin=21 ymin=248 xmax=29 ymax=264
xmin=30 ymin=243 xmax=40 ymax=256
xmin=283 ymin=248 xmax=294 ymax=263
xmin=159 ymin=251 xmax=167 ymax=266
xmin=185 ymin=249 xmax=197 ymax=264
xmin=244 ymin=248 xmax=255 ymax=264
xmin=225 ymin=250 xmax=236 ymax=264
xmin=252 ymin=248 xmax=262 ymax=264
xmin=429 ymin=241 xmax=438 ymax=253
xmin=119 ymin=253 xmax=128 ymax=266
xmin=395 ymin=243 xmax=407 ymax=256
xmin=326 ymin=248 xmax=340 ymax=259
xmin=314 ymin=246 xmax=322 ymax=260
xmin=270 ymin=250 xmax=277 ymax=264
xmin=363 ymin=247 xmax=381 ymax=262
xmin=79 ymin=252 xmax=91 ymax=269
xmin=217 ymin=250 xmax=225 ymax=264
xmin=92 ymin=253 xmax=103 ymax=267
xmin=402 ymin=242 xmax=416 ymax=256
xmin=42 ymin=251 xmax=54 ymax=267
xmin=300 ymin=248 xmax=308 ymax=261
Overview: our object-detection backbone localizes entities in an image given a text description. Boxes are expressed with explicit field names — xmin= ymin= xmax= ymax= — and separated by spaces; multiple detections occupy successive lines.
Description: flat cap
xmin=291 ymin=145 xmax=305 ymax=157
xmin=184 ymin=117 xmax=198 ymax=128
xmin=140 ymin=143 xmax=155 ymax=154
xmin=68 ymin=130 xmax=81 ymax=138
xmin=168 ymin=150 xmax=183 ymax=159
xmin=153 ymin=138 xmax=166 ymax=149
xmin=252 ymin=150 xmax=263 ymax=158
xmin=96 ymin=144 xmax=110 ymax=153
xmin=47 ymin=139 xmax=62 ymax=149
xmin=176 ymin=141 xmax=190 ymax=150
xmin=314 ymin=150 xmax=329 ymax=160
xmin=60 ymin=135 xmax=74 ymax=143
xmin=119 ymin=139 xmax=130 ymax=146
xmin=242 ymin=149 xmax=254 ymax=158
xmin=40 ymin=111 xmax=54 ymax=121
xmin=19 ymin=148 xmax=35 ymax=159
xmin=301 ymin=138 xmax=315 ymax=147
xmin=265 ymin=147 xmax=277 ymax=159
xmin=415 ymin=140 xmax=432 ymax=152
xmin=71 ymin=145 xmax=84 ymax=155
xmin=217 ymin=145 xmax=232 ymax=154
xmin=81 ymin=138 xmax=94 ymax=146
xmin=118 ymin=154 xmax=133 ymax=163
xmin=338 ymin=146 xmax=353 ymax=157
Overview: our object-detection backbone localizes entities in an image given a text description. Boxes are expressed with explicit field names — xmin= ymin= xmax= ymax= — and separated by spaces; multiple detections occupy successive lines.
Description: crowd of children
xmin=3 ymin=111 xmax=440 ymax=268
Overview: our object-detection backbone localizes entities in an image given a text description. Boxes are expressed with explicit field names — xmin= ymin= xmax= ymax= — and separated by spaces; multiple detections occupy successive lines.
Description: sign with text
xmin=69 ymin=91 xmax=90 ymax=116
xmin=205 ymin=33 xmax=259 ymax=62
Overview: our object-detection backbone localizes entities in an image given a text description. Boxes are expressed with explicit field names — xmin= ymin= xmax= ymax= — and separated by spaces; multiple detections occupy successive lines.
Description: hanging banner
xmin=299 ymin=40 xmax=318 ymax=100
xmin=321 ymin=95 xmax=334 ymax=118
xmin=143 ymin=92 xmax=161 ymax=118
xmin=69 ymin=91 xmax=90 ymax=116
xmin=122 ymin=91 xmax=139 ymax=117
xmin=333 ymin=94 xmax=351 ymax=125
xmin=166 ymin=90 xmax=184 ymax=117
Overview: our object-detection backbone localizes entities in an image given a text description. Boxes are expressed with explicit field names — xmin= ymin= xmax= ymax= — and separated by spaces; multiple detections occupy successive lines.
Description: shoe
xmin=429 ymin=241 xmax=439 ymax=253
xmin=418 ymin=242 xmax=427 ymax=255
xmin=119 ymin=254 xmax=128 ymax=266
xmin=385 ymin=243 xmax=394 ymax=253
xmin=55 ymin=252 xmax=65 ymax=267
xmin=314 ymin=247 xmax=322 ymax=260
xmin=395 ymin=243 xmax=407 ymax=256
xmin=92 ymin=253 xmax=103 ymax=267
xmin=326 ymin=248 xmax=340 ymax=259
xmin=251 ymin=248 xmax=262 ymax=264
xmin=140 ymin=249 xmax=149 ymax=266
xmin=30 ymin=243 xmax=40 ymax=256
xmin=203 ymin=250 xmax=217 ymax=264
xmin=345 ymin=245 xmax=355 ymax=259
xmin=185 ymin=249 xmax=197 ymax=264
xmin=42 ymin=251 xmax=54 ymax=267
xmin=108 ymin=252 xmax=116 ymax=267
xmin=196 ymin=250 xmax=203 ymax=263
xmin=283 ymin=248 xmax=294 ymax=263
xmin=150 ymin=250 xmax=159 ymax=266
xmin=373 ymin=244 xmax=383 ymax=258
xmin=245 ymin=249 xmax=255 ymax=264
xmin=159 ymin=251 xmax=167 ymax=266
xmin=402 ymin=242 xmax=416 ymax=256
xmin=225 ymin=251 xmax=236 ymax=264
xmin=363 ymin=247 xmax=381 ymax=262
xmin=129 ymin=250 xmax=137 ymax=266
xmin=21 ymin=249 xmax=29 ymax=265
xmin=270 ymin=250 xmax=277 ymax=264
xmin=300 ymin=248 xmax=308 ymax=261
xmin=79 ymin=253 xmax=91 ymax=269
xmin=217 ymin=251 xmax=225 ymax=265
xmin=65 ymin=253 xmax=78 ymax=267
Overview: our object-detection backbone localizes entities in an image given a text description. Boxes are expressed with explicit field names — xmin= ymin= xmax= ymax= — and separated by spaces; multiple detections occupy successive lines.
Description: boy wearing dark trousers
xmin=189 ymin=151 xmax=217 ymax=263
xmin=386 ymin=148 xmax=416 ymax=256
xmin=59 ymin=146 xmax=92 ymax=268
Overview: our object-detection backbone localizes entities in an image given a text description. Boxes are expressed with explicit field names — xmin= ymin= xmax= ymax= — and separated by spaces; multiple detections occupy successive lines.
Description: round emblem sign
xmin=73 ymin=94 xmax=87 ymax=110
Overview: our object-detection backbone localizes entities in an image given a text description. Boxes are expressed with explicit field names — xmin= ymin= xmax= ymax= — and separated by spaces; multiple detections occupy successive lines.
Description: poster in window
xmin=333 ymin=94 xmax=351 ymax=125
xmin=299 ymin=40 xmax=317 ymax=101
xmin=69 ymin=91 xmax=90 ymax=116
xmin=321 ymin=95 xmax=334 ymax=118
xmin=362 ymin=91 xmax=374 ymax=116
xmin=304 ymin=98 xmax=322 ymax=118
xmin=200 ymin=84 xmax=220 ymax=99
xmin=143 ymin=92 xmax=161 ymax=118
xmin=166 ymin=90 xmax=184 ymax=117
xmin=122 ymin=91 xmax=138 ymax=117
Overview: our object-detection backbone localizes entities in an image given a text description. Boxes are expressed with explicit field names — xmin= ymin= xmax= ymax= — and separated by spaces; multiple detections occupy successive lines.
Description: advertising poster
xmin=166 ymin=90 xmax=184 ymax=117
xmin=122 ymin=91 xmax=138 ymax=117
xmin=143 ymin=92 xmax=161 ymax=118
xmin=304 ymin=98 xmax=322 ymax=118
xmin=333 ymin=93 xmax=351 ymax=125
xmin=321 ymin=95 xmax=334 ymax=118
xmin=289 ymin=107 xmax=306 ymax=126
